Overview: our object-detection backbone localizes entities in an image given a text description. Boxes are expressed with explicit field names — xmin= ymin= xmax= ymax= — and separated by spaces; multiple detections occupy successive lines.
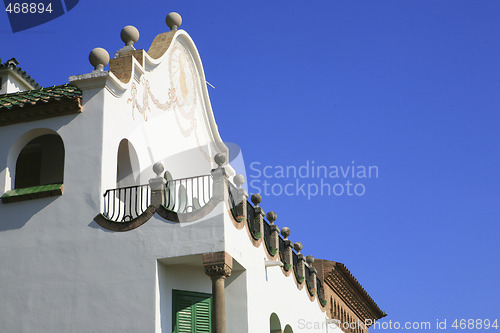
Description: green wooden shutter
xmin=175 ymin=297 xmax=194 ymax=332
xmin=194 ymin=298 xmax=211 ymax=332
xmin=173 ymin=290 xmax=212 ymax=333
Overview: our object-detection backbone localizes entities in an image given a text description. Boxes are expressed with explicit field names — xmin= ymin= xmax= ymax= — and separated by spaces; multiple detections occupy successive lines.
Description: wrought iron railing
xmin=317 ymin=276 xmax=327 ymax=305
xmin=227 ymin=181 xmax=238 ymax=212
xmin=305 ymin=264 xmax=312 ymax=288
xmin=247 ymin=201 xmax=256 ymax=229
xmin=278 ymin=235 xmax=285 ymax=261
xmin=292 ymin=250 xmax=299 ymax=274
xmin=102 ymin=174 xmax=213 ymax=222
xmin=263 ymin=218 xmax=272 ymax=252
xmin=163 ymin=175 xmax=212 ymax=213
xmin=239 ymin=198 xmax=327 ymax=305
xmin=103 ymin=184 xmax=150 ymax=222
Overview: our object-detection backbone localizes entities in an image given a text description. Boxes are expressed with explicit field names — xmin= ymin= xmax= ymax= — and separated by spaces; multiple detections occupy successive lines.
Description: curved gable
xmin=71 ymin=28 xmax=234 ymax=183
xmin=135 ymin=31 xmax=231 ymax=176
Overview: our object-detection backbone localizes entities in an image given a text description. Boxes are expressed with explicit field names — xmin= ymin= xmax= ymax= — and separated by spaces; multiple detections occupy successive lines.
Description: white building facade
xmin=0 ymin=13 xmax=384 ymax=333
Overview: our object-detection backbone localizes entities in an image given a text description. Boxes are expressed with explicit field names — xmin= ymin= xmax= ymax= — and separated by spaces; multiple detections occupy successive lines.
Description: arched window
xmin=2 ymin=131 xmax=65 ymax=203
xmin=116 ymin=139 xmax=139 ymax=187
xmin=15 ymin=134 xmax=64 ymax=188
xmin=270 ymin=313 xmax=281 ymax=333
xmin=284 ymin=324 xmax=293 ymax=333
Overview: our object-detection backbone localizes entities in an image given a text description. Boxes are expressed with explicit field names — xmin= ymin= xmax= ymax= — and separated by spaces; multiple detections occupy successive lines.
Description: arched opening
xmin=15 ymin=134 xmax=64 ymax=189
xmin=116 ymin=139 xmax=140 ymax=187
xmin=284 ymin=324 xmax=294 ymax=333
xmin=270 ymin=313 xmax=282 ymax=333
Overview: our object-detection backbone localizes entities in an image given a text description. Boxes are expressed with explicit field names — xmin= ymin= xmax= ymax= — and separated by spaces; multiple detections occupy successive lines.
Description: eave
xmin=317 ymin=259 xmax=386 ymax=322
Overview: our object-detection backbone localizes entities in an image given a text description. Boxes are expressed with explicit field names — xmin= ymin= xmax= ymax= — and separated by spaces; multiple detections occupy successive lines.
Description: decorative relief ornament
xmin=168 ymin=41 xmax=197 ymax=118
xmin=204 ymin=263 xmax=232 ymax=279
xmin=126 ymin=41 xmax=212 ymax=161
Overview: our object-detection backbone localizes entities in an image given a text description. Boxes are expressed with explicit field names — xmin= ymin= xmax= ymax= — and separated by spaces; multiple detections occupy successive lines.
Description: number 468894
xmin=451 ymin=319 xmax=499 ymax=330
xmin=5 ymin=2 xmax=53 ymax=14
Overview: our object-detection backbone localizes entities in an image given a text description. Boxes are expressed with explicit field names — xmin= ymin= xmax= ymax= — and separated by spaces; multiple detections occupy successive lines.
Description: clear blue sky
xmin=3 ymin=0 xmax=500 ymax=331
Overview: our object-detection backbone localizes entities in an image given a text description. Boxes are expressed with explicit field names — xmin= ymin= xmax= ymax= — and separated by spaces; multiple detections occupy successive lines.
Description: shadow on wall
xmin=0 ymin=196 xmax=59 ymax=231
xmin=87 ymin=219 xmax=115 ymax=232
xmin=120 ymin=141 xmax=244 ymax=189
xmin=225 ymin=262 xmax=249 ymax=332
xmin=156 ymin=258 xmax=212 ymax=333
xmin=117 ymin=139 xmax=140 ymax=188
xmin=0 ymin=128 xmax=67 ymax=231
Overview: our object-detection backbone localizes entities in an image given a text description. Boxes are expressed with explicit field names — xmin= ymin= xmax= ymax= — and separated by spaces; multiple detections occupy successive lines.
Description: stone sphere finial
xmin=294 ymin=242 xmax=303 ymax=254
xmin=306 ymin=255 xmax=315 ymax=265
xmin=153 ymin=162 xmax=165 ymax=176
xmin=251 ymin=193 xmax=262 ymax=207
xmin=166 ymin=12 xmax=182 ymax=30
xmin=234 ymin=174 xmax=245 ymax=188
xmin=281 ymin=227 xmax=291 ymax=240
xmin=266 ymin=211 xmax=277 ymax=224
xmin=214 ymin=153 xmax=226 ymax=167
xmin=121 ymin=25 xmax=140 ymax=46
xmin=89 ymin=48 xmax=110 ymax=71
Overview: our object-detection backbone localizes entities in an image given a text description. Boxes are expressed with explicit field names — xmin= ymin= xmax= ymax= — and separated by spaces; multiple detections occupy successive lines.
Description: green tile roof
xmin=0 ymin=84 xmax=82 ymax=110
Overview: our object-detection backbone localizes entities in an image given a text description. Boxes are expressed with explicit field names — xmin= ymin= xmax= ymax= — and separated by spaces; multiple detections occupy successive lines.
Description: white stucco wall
xmin=222 ymin=205 xmax=343 ymax=333
xmin=0 ymin=30 xmax=229 ymax=332
xmin=0 ymin=71 xmax=33 ymax=94
xmin=90 ymin=31 xmax=231 ymax=200
xmin=0 ymin=195 xmax=226 ymax=332
xmin=0 ymin=29 xmax=341 ymax=333
xmin=156 ymin=259 xmax=213 ymax=333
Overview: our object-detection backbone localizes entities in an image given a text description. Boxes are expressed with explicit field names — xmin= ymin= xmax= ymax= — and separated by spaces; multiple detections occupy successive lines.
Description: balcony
xmin=94 ymin=155 xmax=327 ymax=309
xmin=102 ymin=174 xmax=213 ymax=222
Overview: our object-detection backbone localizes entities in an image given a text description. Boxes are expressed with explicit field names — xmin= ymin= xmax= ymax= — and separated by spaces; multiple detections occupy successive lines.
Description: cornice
xmin=325 ymin=262 xmax=385 ymax=321
xmin=0 ymin=97 xmax=81 ymax=126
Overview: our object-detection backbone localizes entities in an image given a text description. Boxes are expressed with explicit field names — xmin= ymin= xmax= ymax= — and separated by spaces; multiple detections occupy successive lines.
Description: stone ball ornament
xmin=251 ymin=193 xmax=262 ymax=206
xmin=266 ymin=211 xmax=277 ymax=224
xmin=294 ymin=242 xmax=303 ymax=253
xmin=153 ymin=162 xmax=165 ymax=176
xmin=166 ymin=12 xmax=182 ymax=30
xmin=89 ymin=48 xmax=110 ymax=71
xmin=234 ymin=174 xmax=245 ymax=188
xmin=306 ymin=255 xmax=315 ymax=265
xmin=281 ymin=227 xmax=291 ymax=239
xmin=214 ymin=153 xmax=226 ymax=167
xmin=121 ymin=25 xmax=140 ymax=46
